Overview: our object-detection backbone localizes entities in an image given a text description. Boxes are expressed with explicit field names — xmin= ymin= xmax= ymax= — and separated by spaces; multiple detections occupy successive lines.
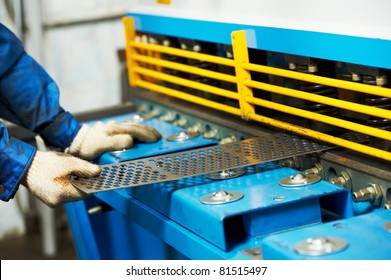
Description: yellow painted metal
xmin=122 ymin=17 xmax=138 ymax=87
xmin=130 ymin=41 xmax=235 ymax=67
xmin=245 ymin=79 xmax=391 ymax=120
xmin=242 ymin=62 xmax=391 ymax=99
xmin=135 ymin=79 xmax=242 ymax=116
xmin=249 ymin=113 xmax=391 ymax=161
xmin=132 ymin=53 xmax=237 ymax=84
xmin=122 ymin=16 xmax=391 ymax=161
xmin=231 ymin=30 xmax=255 ymax=120
xmin=247 ymin=95 xmax=391 ymax=141
xmin=157 ymin=0 xmax=171 ymax=4
xmin=133 ymin=66 xmax=239 ymax=100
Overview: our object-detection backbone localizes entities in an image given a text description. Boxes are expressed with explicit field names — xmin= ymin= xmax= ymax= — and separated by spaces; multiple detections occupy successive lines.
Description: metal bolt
xmin=148 ymin=37 xmax=157 ymax=44
xmin=187 ymin=123 xmax=202 ymax=133
xmin=304 ymin=162 xmax=324 ymax=178
xmin=203 ymin=128 xmax=219 ymax=139
xmin=376 ymin=75 xmax=388 ymax=86
xmin=278 ymin=157 xmax=301 ymax=169
xmin=166 ymin=131 xmax=199 ymax=142
xmin=352 ymin=183 xmax=383 ymax=205
xmin=220 ymin=135 xmax=237 ymax=144
xmin=159 ymin=112 xmax=176 ymax=122
xmin=143 ymin=108 xmax=161 ymax=119
xmin=172 ymin=117 xmax=187 ymax=127
xmin=163 ymin=39 xmax=170 ymax=46
xmin=329 ymin=177 xmax=346 ymax=186
xmin=288 ymin=62 xmax=297 ymax=70
xmin=351 ymin=73 xmax=362 ymax=82
xmin=308 ymin=64 xmax=318 ymax=73
xmin=329 ymin=171 xmax=351 ymax=190
xmin=193 ymin=44 xmax=201 ymax=52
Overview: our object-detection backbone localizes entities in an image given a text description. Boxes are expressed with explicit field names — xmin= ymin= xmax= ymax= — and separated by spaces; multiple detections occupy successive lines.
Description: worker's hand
xmin=21 ymin=151 xmax=101 ymax=208
xmin=68 ymin=121 xmax=162 ymax=160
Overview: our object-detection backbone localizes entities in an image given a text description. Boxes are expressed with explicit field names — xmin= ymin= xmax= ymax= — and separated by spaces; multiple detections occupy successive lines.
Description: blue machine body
xmin=261 ymin=209 xmax=391 ymax=260
xmin=64 ymin=13 xmax=391 ymax=260
xmin=65 ymin=113 xmax=385 ymax=261
xmin=127 ymin=164 xmax=353 ymax=251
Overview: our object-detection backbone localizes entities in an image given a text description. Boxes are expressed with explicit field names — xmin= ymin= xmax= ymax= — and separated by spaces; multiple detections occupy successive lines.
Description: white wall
xmin=40 ymin=0 xmax=134 ymax=113
xmin=131 ymin=0 xmax=391 ymax=40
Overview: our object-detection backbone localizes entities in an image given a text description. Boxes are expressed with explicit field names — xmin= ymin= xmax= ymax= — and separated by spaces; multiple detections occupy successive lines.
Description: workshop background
xmin=1 ymin=0 xmax=391 ymax=261
xmin=0 ymin=0 xmax=132 ymax=259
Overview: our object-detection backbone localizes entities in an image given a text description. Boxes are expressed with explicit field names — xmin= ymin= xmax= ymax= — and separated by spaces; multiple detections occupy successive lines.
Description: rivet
xmin=294 ymin=237 xmax=348 ymax=256
xmin=279 ymin=173 xmax=321 ymax=187
xmin=166 ymin=131 xmax=199 ymax=141
xmin=200 ymin=190 xmax=244 ymax=205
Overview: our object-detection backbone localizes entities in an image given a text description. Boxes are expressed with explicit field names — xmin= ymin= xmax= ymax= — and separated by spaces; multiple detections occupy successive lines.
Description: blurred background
xmin=0 ymin=0 xmax=134 ymax=259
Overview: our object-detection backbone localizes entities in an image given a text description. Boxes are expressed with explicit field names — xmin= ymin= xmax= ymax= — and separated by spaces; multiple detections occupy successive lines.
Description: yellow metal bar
xmin=249 ymin=113 xmax=391 ymax=161
xmin=244 ymin=79 xmax=391 ymax=120
xmin=133 ymin=67 xmax=239 ymax=100
xmin=130 ymin=41 xmax=235 ymax=67
xmin=135 ymin=79 xmax=242 ymax=116
xmin=122 ymin=20 xmax=391 ymax=161
xmin=247 ymin=96 xmax=391 ymax=141
xmin=132 ymin=53 xmax=237 ymax=84
xmin=122 ymin=17 xmax=138 ymax=87
xmin=242 ymin=62 xmax=391 ymax=99
xmin=232 ymin=30 xmax=255 ymax=120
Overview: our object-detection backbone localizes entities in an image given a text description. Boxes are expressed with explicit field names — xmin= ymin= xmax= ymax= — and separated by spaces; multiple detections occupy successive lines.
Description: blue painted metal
xmin=65 ymin=113 xmax=219 ymax=259
xmin=66 ymin=159 xmax=353 ymax=259
xmin=261 ymin=209 xmax=391 ymax=260
xmin=243 ymin=198 xmax=321 ymax=237
xmin=128 ymin=13 xmax=391 ymax=70
xmin=127 ymin=163 xmax=353 ymax=251
xmin=64 ymin=201 xmax=101 ymax=259
xmin=82 ymin=113 xmax=218 ymax=164
xmin=65 ymin=195 xmax=189 ymax=260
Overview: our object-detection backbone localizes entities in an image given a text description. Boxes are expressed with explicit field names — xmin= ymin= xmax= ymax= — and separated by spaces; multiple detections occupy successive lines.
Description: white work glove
xmin=21 ymin=151 xmax=101 ymax=208
xmin=68 ymin=121 xmax=162 ymax=160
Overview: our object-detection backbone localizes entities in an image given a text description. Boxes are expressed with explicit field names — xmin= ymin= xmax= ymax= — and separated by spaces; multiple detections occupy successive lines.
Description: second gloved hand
xmin=21 ymin=151 xmax=101 ymax=208
xmin=69 ymin=121 xmax=162 ymax=160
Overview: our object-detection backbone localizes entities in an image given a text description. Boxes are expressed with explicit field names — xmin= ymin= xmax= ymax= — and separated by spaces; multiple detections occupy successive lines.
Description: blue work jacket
xmin=0 ymin=23 xmax=81 ymax=201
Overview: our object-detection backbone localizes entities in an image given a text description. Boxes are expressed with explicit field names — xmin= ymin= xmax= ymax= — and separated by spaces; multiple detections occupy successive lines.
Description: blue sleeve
xmin=0 ymin=123 xmax=36 ymax=201
xmin=0 ymin=23 xmax=81 ymax=149
xmin=0 ymin=23 xmax=80 ymax=201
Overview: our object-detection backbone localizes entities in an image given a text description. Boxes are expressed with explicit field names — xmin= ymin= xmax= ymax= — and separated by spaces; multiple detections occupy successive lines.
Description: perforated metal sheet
xmin=71 ymin=134 xmax=332 ymax=193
